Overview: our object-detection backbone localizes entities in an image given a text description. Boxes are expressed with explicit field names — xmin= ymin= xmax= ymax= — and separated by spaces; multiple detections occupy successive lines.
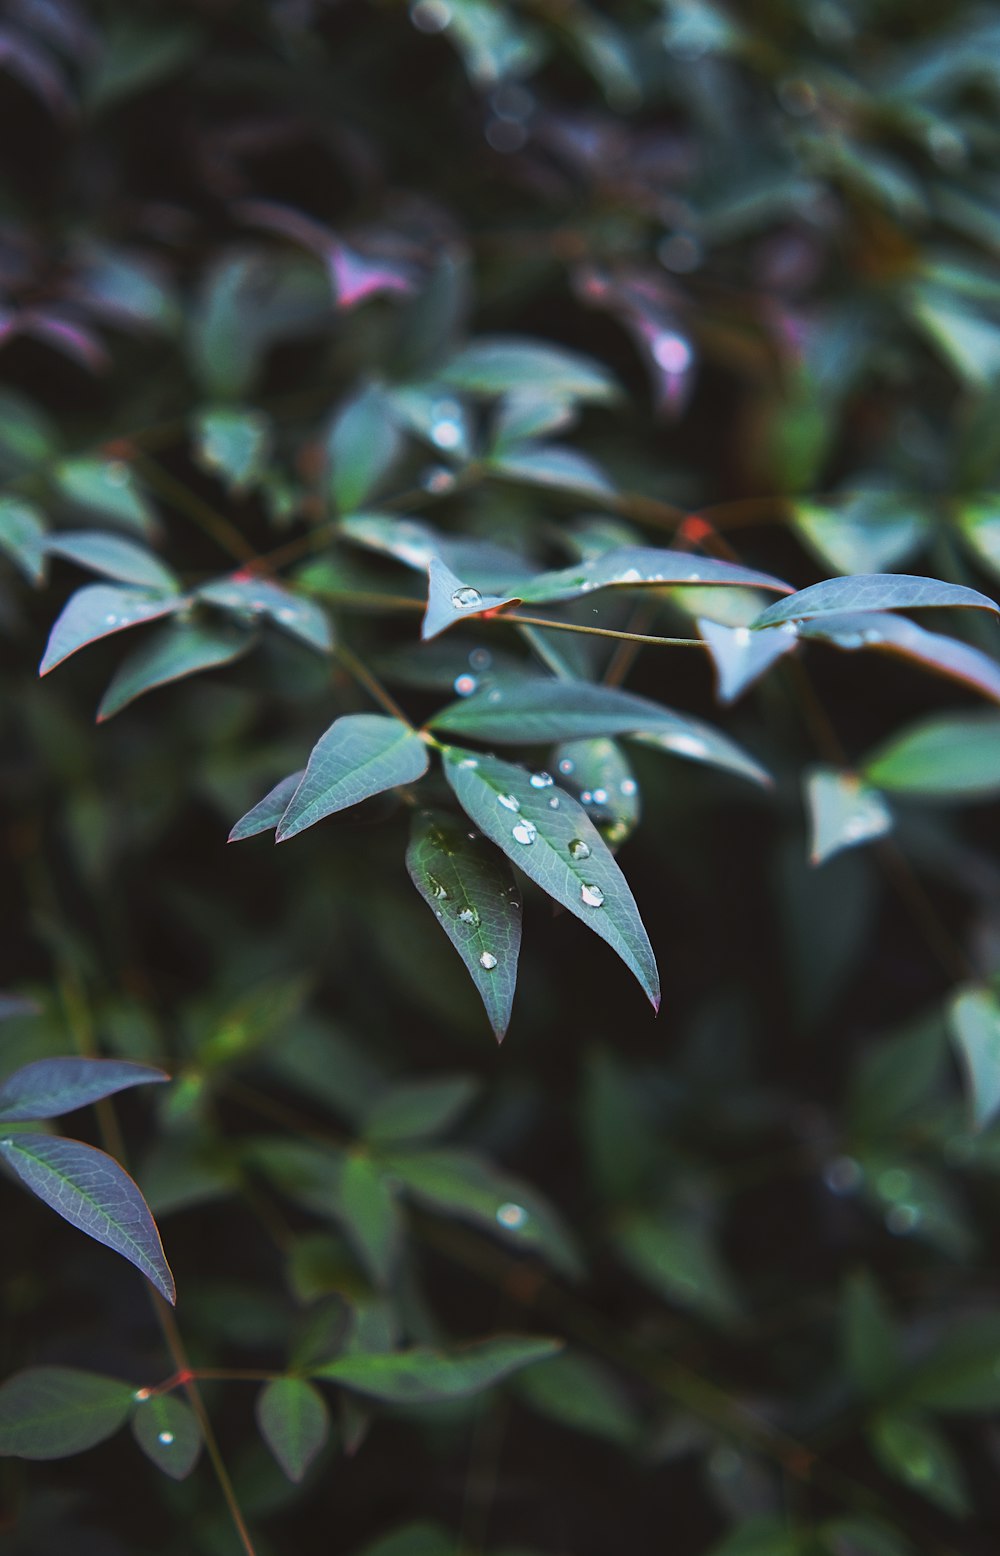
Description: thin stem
xmin=135 ymin=456 xmax=256 ymax=563
xmin=335 ymin=643 xmax=413 ymax=725
xmin=508 ymin=612 xmax=706 ymax=648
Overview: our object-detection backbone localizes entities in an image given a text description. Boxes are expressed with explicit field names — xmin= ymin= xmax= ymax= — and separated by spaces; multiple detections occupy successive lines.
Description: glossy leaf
xmin=197 ymin=573 xmax=333 ymax=654
xmin=340 ymin=513 xmax=529 ymax=594
xmin=551 ymin=738 xmax=639 ymax=849
xmin=406 ymin=810 xmax=521 ymax=1039
xmin=312 ymin=1336 xmax=562 ymax=1402
xmin=947 ymin=987 xmax=1000 ymax=1131
xmin=754 ymin=572 xmax=999 ymax=629
xmin=698 ymin=618 xmax=798 ymax=703
xmin=797 ymin=612 xmax=1000 ymax=703
xmin=490 ymin=443 xmax=616 ymax=499
xmin=255 ymin=1377 xmax=330 ymax=1482
xmin=492 ymin=391 xmax=576 ymax=450
xmin=275 ymin=715 xmax=429 ymax=842
xmin=441 ymin=337 xmax=617 ymax=402
xmin=54 ymin=458 xmax=157 ymax=535
xmin=0 ymin=496 xmax=47 ymax=583
xmin=228 ymin=770 xmax=305 ymax=842
xmin=332 ymin=1152 xmax=402 ymax=1286
xmin=131 ymin=1393 xmax=202 ymax=1479
xmin=421 ymin=555 xmax=521 ymax=641
xmin=44 ymin=530 xmax=179 ymax=592
xmin=0 ymin=1057 xmax=168 ymax=1122
xmin=862 ymin=714 xmax=1000 ymax=798
xmin=793 ymin=497 xmax=929 ymax=575
xmin=869 ymin=1412 xmax=970 ymax=1517
xmin=0 ymin=1133 xmax=175 ymax=1303
xmin=39 ymin=585 xmax=186 ymax=675
xmin=0 ymin=1367 xmax=135 ymax=1459
xmin=806 ymin=768 xmax=894 ymax=866
xmin=97 ymin=619 xmax=253 ymax=720
xmin=326 ymin=386 xmax=404 ymax=513
xmin=442 ymin=746 xmax=659 ymax=1009
xmin=517 ymin=546 xmax=792 ymax=607
xmin=364 ymin=1073 xmax=479 ymax=1146
xmin=194 ymin=407 xmax=271 ymax=493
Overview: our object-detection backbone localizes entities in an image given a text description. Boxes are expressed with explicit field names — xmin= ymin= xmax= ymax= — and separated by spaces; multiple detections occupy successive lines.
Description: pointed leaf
xmin=421 ymin=555 xmax=520 ymax=641
xmin=0 ymin=1367 xmax=135 ymax=1459
xmin=869 ymin=1413 xmax=970 ymax=1517
xmin=326 ymin=386 xmax=404 ymax=513
xmin=229 ymin=770 xmax=306 ymax=841
xmin=364 ymin=1074 xmax=479 ymax=1146
xmin=793 ymin=498 xmax=929 ymax=575
xmin=490 ymin=444 xmax=616 ymax=500
xmin=97 ymin=619 xmax=253 ymax=720
xmin=39 ymin=585 xmax=186 ymax=675
xmin=441 ymin=337 xmax=617 ymax=402
xmin=806 ymin=768 xmax=894 ymax=866
xmin=948 ymin=987 xmax=1000 ymax=1131
xmin=255 ymin=1377 xmax=330 ymax=1482
xmin=131 ymin=1393 xmax=202 ymax=1479
xmin=958 ymin=498 xmax=1000 ymax=581
xmin=798 ymin=612 xmax=1000 ymax=703
xmin=900 ymin=1315 xmax=1000 ymax=1414
xmin=910 ymin=292 xmax=1000 ymax=388
xmin=552 ymin=738 xmax=640 ymax=850
xmin=842 ymin=1272 xmax=899 ymax=1400
xmin=276 ymin=715 xmax=429 ymax=842
xmin=341 ymin=513 xmax=529 ymax=593
xmin=332 ymin=1151 xmax=402 ymax=1286
xmin=513 ymin=1351 xmax=639 ymax=1447
xmin=386 ymin=386 xmax=472 ymax=462
xmin=492 ymin=391 xmax=576 ymax=450
xmin=0 ymin=1133 xmax=175 ymax=1302
xmin=442 ymin=747 xmax=659 ymax=1009
xmin=518 ymin=546 xmax=792 ymax=606
xmin=312 ymin=1336 xmax=562 ymax=1402
xmin=862 ymin=713 xmax=1000 ymax=799
xmin=44 ymin=531 xmax=179 ymax=592
xmin=406 ymin=810 xmax=522 ymax=1040
xmin=197 ymin=573 xmax=333 ymax=653
xmin=0 ymin=497 xmax=47 ymax=583
xmin=615 ymin=1210 xmax=740 ymax=1326
xmin=54 ymin=458 xmax=156 ymax=536
xmin=0 ymin=1057 xmax=168 ymax=1122
xmin=753 ymin=572 xmax=999 ymax=629
xmin=698 ymin=618 xmax=798 ymax=702
xmin=193 ymin=407 xmax=271 ymax=493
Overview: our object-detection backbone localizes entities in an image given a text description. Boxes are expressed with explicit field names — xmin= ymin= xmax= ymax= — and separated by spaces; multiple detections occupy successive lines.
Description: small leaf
xmin=491 ymin=391 xmax=576 ymax=450
xmin=228 ymin=770 xmax=305 ymax=842
xmin=615 ymin=1210 xmax=739 ymax=1326
xmin=793 ymin=497 xmax=929 ymax=575
xmin=97 ymin=620 xmax=253 ymax=720
xmin=421 ymin=555 xmax=520 ymax=641
xmin=805 ymin=768 xmax=894 ymax=866
xmin=552 ymin=738 xmax=640 ymax=850
xmin=753 ymin=572 xmax=999 ymax=629
xmin=842 ymin=1272 xmax=899 ymax=1400
xmin=255 ymin=1377 xmax=330 ymax=1482
xmin=340 ymin=513 xmax=529 ymax=594
xmin=900 ymin=1315 xmax=1000 ymax=1414
xmin=869 ymin=1412 xmax=970 ymax=1517
xmin=364 ymin=1077 xmax=478 ymax=1147
xmin=798 ymin=612 xmax=1000 ymax=704
xmin=441 ymin=337 xmax=617 ymax=402
xmin=518 ymin=546 xmax=792 ymax=607
xmin=197 ymin=573 xmax=333 ymax=654
xmin=0 ymin=1057 xmax=168 ymax=1122
xmin=698 ymin=617 xmax=798 ymax=703
xmin=39 ymin=585 xmax=187 ymax=675
xmin=193 ymin=407 xmax=271 ymax=493
xmin=312 ymin=1336 xmax=562 ymax=1402
xmin=443 ymin=747 xmax=660 ymax=1009
xmin=947 ymin=986 xmax=1000 ymax=1131
xmin=326 ymin=386 xmax=405 ymax=513
xmin=332 ymin=1152 xmax=402 ymax=1286
xmin=489 ymin=443 xmax=616 ymax=500
xmin=0 ymin=497 xmax=47 ymax=583
xmin=910 ymin=291 xmax=1000 ymax=388
xmin=0 ymin=1367 xmax=135 ymax=1459
xmin=131 ymin=1393 xmax=202 ymax=1479
xmin=54 ymin=458 xmax=157 ymax=536
xmin=958 ymin=497 xmax=1000 ymax=581
xmin=44 ymin=531 xmax=179 ymax=592
xmin=513 ymin=1351 xmax=639 ymax=1447
xmin=406 ymin=810 xmax=522 ymax=1040
xmin=0 ymin=1133 xmax=175 ymax=1302
xmin=386 ymin=386 xmax=472 ymax=462
xmin=276 ymin=715 xmax=429 ymax=842
xmin=862 ymin=713 xmax=1000 ymax=799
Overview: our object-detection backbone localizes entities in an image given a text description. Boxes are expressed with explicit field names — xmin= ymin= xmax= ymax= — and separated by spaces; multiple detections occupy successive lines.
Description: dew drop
xmin=458 ymin=756 xmax=479 ymax=769
xmin=158 ymin=1431 xmax=175 ymax=1446
xmin=496 ymin=1201 xmax=528 ymax=1229
xmin=431 ymin=419 xmax=462 ymax=450
xmin=592 ymin=787 xmax=608 ymax=805
xmin=512 ymin=820 xmax=537 ymax=846
xmin=458 ymin=906 xmax=480 ymax=927
xmin=580 ymin=790 xmax=593 ymax=805
xmin=479 ymin=951 xmax=498 ymax=970
xmin=823 ymin=1155 xmax=862 ymax=1195
xmin=410 ymin=0 xmax=451 ymax=32
xmin=103 ymin=614 xmax=119 ymax=626
xmin=652 ymin=332 xmax=693 ymax=374
xmin=454 ymin=673 xmax=477 ymax=696
xmin=568 ymin=838 xmax=591 ymax=861
xmin=529 ymin=771 xmax=553 ymax=788
xmin=581 ymin=883 xmax=605 ymax=907
xmin=487 ymin=687 xmax=502 ymax=703
xmin=428 ymin=875 xmax=449 ymax=901
xmin=469 ymin=647 xmax=492 ymax=670
xmin=548 ymin=795 xmax=560 ymax=809
xmin=497 ymin=793 xmax=520 ymax=812
xmin=558 ymin=758 xmax=575 ymax=776
xmin=620 ymin=778 xmax=638 ymax=797
xmin=664 ymin=733 xmax=708 ymax=759
xmin=451 ymin=585 xmax=483 ymax=610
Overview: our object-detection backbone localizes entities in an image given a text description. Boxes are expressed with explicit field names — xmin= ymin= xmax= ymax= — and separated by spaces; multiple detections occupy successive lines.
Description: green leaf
xmin=97 ymin=620 xmax=253 ymax=721
xmin=705 ymin=1519 xmax=806 ymax=1556
xmin=869 ymin=1412 xmax=970 ymax=1517
xmin=0 ymin=1133 xmax=175 ymax=1303
xmin=615 ymin=1210 xmax=739 ymax=1326
xmin=492 ymin=391 xmax=575 ymax=450
xmin=44 ymin=531 xmax=179 ymax=592
xmin=861 ymin=713 xmax=1000 ymax=799
xmin=312 ymin=1337 xmax=562 ymax=1402
xmin=341 ymin=513 xmax=529 ymax=594
xmin=841 ymin=1272 xmax=899 ymax=1399
xmin=442 ymin=747 xmax=659 ymax=1009
xmin=385 ymin=386 xmax=472 ymax=462
xmin=193 ymin=407 xmax=272 ymax=493
xmin=326 ymin=386 xmax=405 ymax=513
xmin=513 ymin=1351 xmax=639 ymax=1446
xmin=947 ymin=986 xmax=1000 ymax=1130
xmin=0 ymin=389 xmax=56 ymax=478
xmin=39 ymin=585 xmax=187 ymax=675
xmin=275 ymin=715 xmax=429 ymax=842
xmin=352 ymin=1522 xmax=455 ymax=1556
xmin=793 ymin=497 xmax=929 ymax=575
xmin=518 ymin=546 xmax=792 ymax=607
xmin=54 ymin=458 xmax=157 ymax=536
xmin=84 ymin=18 xmax=198 ymax=111
xmin=820 ymin=1516 xmax=913 ymax=1556
xmin=0 ymin=1057 xmax=168 ymax=1122
xmin=405 ymin=809 xmax=522 ymax=1039
xmin=551 ymin=738 xmax=639 ymax=849
xmin=228 ymin=770 xmax=305 ymax=842
xmin=441 ymin=337 xmax=617 ymax=402
xmin=131 ymin=1393 xmax=202 ymax=1479
xmin=900 ymin=1315 xmax=1000 ymax=1414
xmin=0 ymin=497 xmax=47 ymax=583
xmin=489 ymin=444 xmax=616 ymax=500
xmin=958 ymin=497 xmax=1000 ymax=581
xmin=0 ymin=1367 xmax=135 ymax=1459
xmin=188 ymin=252 xmax=329 ymax=399
xmin=197 ymin=573 xmax=333 ymax=654
xmin=805 ymin=768 xmax=894 ymax=866
xmin=332 ymin=1152 xmax=402 ymax=1286
xmin=421 ymin=555 xmax=521 ymax=641
xmin=364 ymin=1074 xmax=479 ymax=1146
xmin=255 ymin=1377 xmax=330 ymax=1482
xmin=753 ymin=572 xmax=999 ymax=629
xmin=797 ymin=612 xmax=1000 ymax=704
xmin=910 ymin=291 xmax=1000 ymax=387
xmin=698 ymin=618 xmax=798 ymax=703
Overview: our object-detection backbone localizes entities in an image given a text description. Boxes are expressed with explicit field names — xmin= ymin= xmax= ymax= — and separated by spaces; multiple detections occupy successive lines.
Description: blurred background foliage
xmin=2 ymin=0 xmax=1000 ymax=1552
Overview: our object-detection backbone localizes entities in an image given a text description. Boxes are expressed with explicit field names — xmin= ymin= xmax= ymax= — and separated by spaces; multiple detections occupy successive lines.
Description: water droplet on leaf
xmin=529 ymin=771 xmax=553 ymax=788
xmin=497 ymin=793 xmax=520 ymax=812
xmin=580 ymin=883 xmax=605 ymax=907
xmin=451 ymin=585 xmax=483 ymax=610
xmin=568 ymin=838 xmax=591 ymax=861
xmin=512 ymin=820 xmax=537 ymax=846
xmin=454 ymin=673 xmax=477 ymax=696
xmin=479 ymin=951 xmax=498 ymax=970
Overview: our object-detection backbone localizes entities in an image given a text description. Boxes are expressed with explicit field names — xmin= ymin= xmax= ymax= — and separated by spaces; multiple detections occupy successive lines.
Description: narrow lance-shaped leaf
xmin=0 ymin=496 xmax=47 ymax=583
xmin=229 ymin=770 xmax=305 ymax=842
xmin=442 ymin=747 xmax=660 ymax=1009
xmin=861 ymin=713 xmax=1000 ymax=799
xmin=869 ymin=1412 xmax=970 ymax=1518
xmin=312 ymin=1336 xmax=562 ymax=1402
xmin=341 ymin=513 xmax=530 ymax=594
xmin=332 ymin=1152 xmax=403 ymax=1287
xmin=255 ymin=1377 xmax=330 ymax=1482
xmin=326 ymin=385 xmax=404 ymax=513
xmin=98 ymin=620 xmax=253 ymax=721
xmin=489 ymin=443 xmax=616 ymax=500
xmin=276 ymin=715 xmax=429 ymax=842
xmin=797 ymin=612 xmax=1000 ymax=704
xmin=422 ymin=555 xmax=521 ymax=641
xmin=805 ymin=768 xmax=894 ymax=867
xmin=363 ymin=1074 xmax=479 ymax=1147
xmin=517 ymin=546 xmax=793 ymax=606
xmin=406 ymin=809 xmax=522 ymax=1040
xmin=948 ymin=987 xmax=1000 ymax=1131
xmin=54 ymin=458 xmax=157 ymax=536
xmin=753 ymin=572 xmax=999 ymax=629
xmin=698 ymin=617 xmax=798 ymax=703
xmin=0 ymin=1367 xmax=136 ymax=1460
xmin=441 ymin=336 xmax=618 ymax=401
xmin=131 ymin=1393 xmax=202 ymax=1480
xmin=0 ymin=1057 xmax=168 ymax=1122
xmin=197 ymin=572 xmax=333 ymax=654
xmin=39 ymin=585 xmax=187 ymax=675
xmin=0 ymin=1133 xmax=175 ymax=1303
xmin=44 ymin=531 xmax=180 ymax=592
